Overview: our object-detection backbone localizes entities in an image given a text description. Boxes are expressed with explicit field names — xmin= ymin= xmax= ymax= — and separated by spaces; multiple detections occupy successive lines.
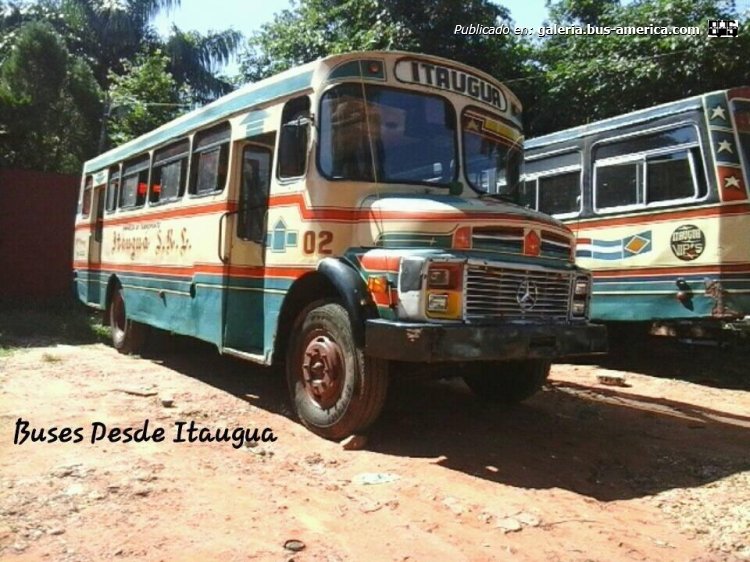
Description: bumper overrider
xmin=364 ymin=319 xmax=607 ymax=363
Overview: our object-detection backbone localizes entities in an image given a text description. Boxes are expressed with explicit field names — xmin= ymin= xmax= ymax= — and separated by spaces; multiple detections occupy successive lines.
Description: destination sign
xmin=394 ymin=59 xmax=507 ymax=112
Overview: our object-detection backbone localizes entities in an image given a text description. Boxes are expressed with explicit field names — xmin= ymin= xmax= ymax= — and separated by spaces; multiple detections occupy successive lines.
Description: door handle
xmin=217 ymin=210 xmax=238 ymax=263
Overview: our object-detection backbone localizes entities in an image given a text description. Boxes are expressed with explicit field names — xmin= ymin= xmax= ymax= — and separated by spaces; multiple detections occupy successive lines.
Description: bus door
xmin=87 ymin=182 xmax=105 ymax=304
xmin=222 ymin=139 xmax=273 ymax=354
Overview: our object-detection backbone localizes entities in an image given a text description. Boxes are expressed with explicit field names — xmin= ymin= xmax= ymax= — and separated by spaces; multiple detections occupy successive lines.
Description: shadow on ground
xmin=0 ymin=300 xmax=107 ymax=351
xmin=144 ymin=334 xmax=750 ymax=503
xmin=588 ymin=330 xmax=750 ymax=390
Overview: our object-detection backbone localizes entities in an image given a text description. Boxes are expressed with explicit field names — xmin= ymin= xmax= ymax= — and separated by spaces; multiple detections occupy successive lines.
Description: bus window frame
xmin=149 ymin=138 xmax=190 ymax=206
xmin=80 ymin=176 xmax=93 ymax=217
xmin=105 ymin=165 xmax=121 ymax=214
xmin=315 ymin=83 xmax=459 ymax=188
xmin=592 ymin=121 xmax=710 ymax=215
xmin=119 ymin=154 xmax=152 ymax=211
xmin=188 ymin=121 xmax=231 ymax=199
xmin=521 ymin=163 xmax=583 ymax=219
xmin=277 ymin=95 xmax=311 ymax=184
xmin=461 ymin=105 xmax=521 ymax=197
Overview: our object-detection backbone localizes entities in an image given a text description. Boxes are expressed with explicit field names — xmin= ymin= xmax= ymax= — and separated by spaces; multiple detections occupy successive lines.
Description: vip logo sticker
xmin=670 ymin=225 xmax=705 ymax=261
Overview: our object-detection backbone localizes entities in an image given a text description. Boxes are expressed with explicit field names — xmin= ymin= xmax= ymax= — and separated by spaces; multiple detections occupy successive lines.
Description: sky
xmin=152 ymin=0 xmax=551 ymax=75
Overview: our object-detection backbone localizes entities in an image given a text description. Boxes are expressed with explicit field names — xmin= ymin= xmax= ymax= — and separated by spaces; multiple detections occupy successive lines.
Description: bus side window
xmin=538 ymin=171 xmax=581 ymax=215
xmin=80 ymin=176 xmax=93 ymax=216
xmin=120 ymin=154 xmax=150 ymax=209
xmin=278 ymin=96 xmax=310 ymax=179
xmin=594 ymin=125 xmax=704 ymax=212
xmin=595 ymin=161 xmax=642 ymax=209
xmin=190 ymin=122 xmax=231 ymax=195
xmin=646 ymin=147 xmax=705 ymax=203
xmin=106 ymin=167 xmax=120 ymax=212
xmin=151 ymin=139 xmax=189 ymax=204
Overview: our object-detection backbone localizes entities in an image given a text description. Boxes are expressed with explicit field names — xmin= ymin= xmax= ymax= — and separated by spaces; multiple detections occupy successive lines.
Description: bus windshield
xmin=462 ymin=107 xmax=522 ymax=200
xmin=319 ymin=84 xmax=457 ymax=185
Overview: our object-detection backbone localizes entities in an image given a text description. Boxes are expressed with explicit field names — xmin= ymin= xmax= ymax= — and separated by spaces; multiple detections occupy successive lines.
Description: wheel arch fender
xmin=272 ymin=258 xmax=376 ymax=364
xmin=317 ymin=257 xmax=377 ymax=343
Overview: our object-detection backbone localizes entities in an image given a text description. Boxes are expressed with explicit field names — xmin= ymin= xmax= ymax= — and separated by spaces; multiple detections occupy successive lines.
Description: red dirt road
xmin=1 ymin=339 xmax=748 ymax=561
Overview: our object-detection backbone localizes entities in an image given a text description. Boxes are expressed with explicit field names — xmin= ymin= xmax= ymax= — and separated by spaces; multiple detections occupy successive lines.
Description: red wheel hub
xmin=301 ymin=332 xmax=344 ymax=409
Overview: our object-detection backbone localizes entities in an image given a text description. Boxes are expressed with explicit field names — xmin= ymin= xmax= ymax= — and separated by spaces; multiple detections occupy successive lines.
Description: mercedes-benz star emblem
xmin=516 ymin=279 xmax=538 ymax=310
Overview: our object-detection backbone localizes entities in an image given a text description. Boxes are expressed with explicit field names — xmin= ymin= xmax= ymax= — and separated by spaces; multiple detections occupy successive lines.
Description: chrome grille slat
xmin=464 ymin=264 xmax=572 ymax=321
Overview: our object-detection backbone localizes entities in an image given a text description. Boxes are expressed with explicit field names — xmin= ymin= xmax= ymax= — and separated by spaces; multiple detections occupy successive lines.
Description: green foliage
xmin=239 ymin=0 xmax=406 ymax=82
xmin=530 ymin=0 xmax=749 ymax=135
xmin=0 ymin=0 xmax=243 ymax=166
xmin=165 ymin=26 xmax=243 ymax=103
xmin=0 ymin=20 xmax=102 ymax=172
xmin=107 ymin=50 xmax=187 ymax=145
xmin=238 ymin=0 xmax=530 ymax=84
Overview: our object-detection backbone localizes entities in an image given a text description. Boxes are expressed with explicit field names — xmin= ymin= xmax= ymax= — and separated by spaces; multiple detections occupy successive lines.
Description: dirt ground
xmin=1 ymin=330 xmax=749 ymax=562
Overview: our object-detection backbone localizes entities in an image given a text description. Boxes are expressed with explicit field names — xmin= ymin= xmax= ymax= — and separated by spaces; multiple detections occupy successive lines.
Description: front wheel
xmin=286 ymin=300 xmax=388 ymax=440
xmin=462 ymin=359 xmax=551 ymax=404
xmin=109 ymin=286 xmax=146 ymax=355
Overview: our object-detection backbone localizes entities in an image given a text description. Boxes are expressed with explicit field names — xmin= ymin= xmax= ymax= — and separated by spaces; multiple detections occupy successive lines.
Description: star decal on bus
xmin=710 ymin=105 xmax=727 ymax=120
xmin=717 ymin=140 xmax=734 ymax=154
xmin=465 ymin=118 xmax=481 ymax=131
xmin=724 ymin=175 xmax=742 ymax=189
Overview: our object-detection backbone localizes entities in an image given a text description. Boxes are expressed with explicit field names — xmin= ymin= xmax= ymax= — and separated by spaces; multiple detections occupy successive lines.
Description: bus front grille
xmin=464 ymin=265 xmax=572 ymax=321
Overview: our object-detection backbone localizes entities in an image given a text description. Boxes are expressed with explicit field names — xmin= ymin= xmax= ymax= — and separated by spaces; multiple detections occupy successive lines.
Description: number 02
xmin=303 ymin=230 xmax=333 ymax=255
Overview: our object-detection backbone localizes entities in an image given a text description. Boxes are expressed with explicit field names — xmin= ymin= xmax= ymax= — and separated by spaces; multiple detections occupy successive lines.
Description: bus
xmin=522 ymin=88 xmax=750 ymax=337
xmin=73 ymin=51 xmax=606 ymax=440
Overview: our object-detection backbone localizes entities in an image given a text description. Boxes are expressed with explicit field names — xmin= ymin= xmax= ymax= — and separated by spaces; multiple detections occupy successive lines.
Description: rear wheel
xmin=109 ymin=286 xmax=146 ymax=355
xmin=463 ymin=359 xmax=551 ymax=404
xmin=286 ymin=300 xmax=388 ymax=440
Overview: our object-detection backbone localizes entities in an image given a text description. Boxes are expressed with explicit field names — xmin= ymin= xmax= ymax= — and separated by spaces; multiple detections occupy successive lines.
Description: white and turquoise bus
xmin=74 ymin=51 xmax=606 ymax=439
xmin=523 ymin=88 xmax=750 ymax=337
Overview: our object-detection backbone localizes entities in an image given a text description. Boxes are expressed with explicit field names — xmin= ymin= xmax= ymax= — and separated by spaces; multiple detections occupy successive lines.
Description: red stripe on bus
xmin=268 ymin=193 xmax=567 ymax=230
xmin=73 ymin=261 xmax=313 ymax=279
xmin=74 ymin=201 xmax=238 ymax=230
xmin=75 ymin=193 xmax=569 ymax=233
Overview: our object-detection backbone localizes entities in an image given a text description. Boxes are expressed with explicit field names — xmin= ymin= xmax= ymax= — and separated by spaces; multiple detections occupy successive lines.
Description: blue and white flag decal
xmin=576 ymin=231 xmax=652 ymax=260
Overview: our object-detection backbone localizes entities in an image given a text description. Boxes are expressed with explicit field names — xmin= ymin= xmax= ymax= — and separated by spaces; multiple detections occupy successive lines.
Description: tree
xmin=238 ymin=0 xmax=530 ymax=86
xmin=164 ymin=26 xmax=242 ymax=103
xmin=1 ymin=0 xmax=244 ymax=161
xmin=106 ymin=49 xmax=186 ymax=146
xmin=56 ymin=0 xmax=240 ymax=102
xmin=0 ymin=20 xmax=101 ymax=172
xmin=528 ymin=0 xmax=750 ymax=135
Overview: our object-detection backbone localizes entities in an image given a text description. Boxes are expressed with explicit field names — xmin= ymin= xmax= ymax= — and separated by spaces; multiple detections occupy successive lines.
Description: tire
xmin=109 ymin=286 xmax=146 ymax=355
xmin=462 ymin=359 xmax=551 ymax=404
xmin=286 ymin=300 xmax=388 ymax=440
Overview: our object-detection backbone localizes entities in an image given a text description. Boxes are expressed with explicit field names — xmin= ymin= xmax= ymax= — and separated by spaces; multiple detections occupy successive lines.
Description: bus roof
xmin=84 ymin=50 xmax=518 ymax=175
xmin=525 ymin=89 xmax=732 ymax=151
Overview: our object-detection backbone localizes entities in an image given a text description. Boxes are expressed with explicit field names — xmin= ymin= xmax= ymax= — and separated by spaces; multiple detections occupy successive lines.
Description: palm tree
xmin=164 ymin=26 xmax=242 ymax=103
xmin=60 ymin=0 xmax=240 ymax=101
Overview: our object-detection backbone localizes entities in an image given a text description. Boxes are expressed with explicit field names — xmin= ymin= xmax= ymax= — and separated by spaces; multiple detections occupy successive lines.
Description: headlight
xmin=574 ymin=279 xmax=589 ymax=296
xmin=426 ymin=263 xmax=463 ymax=290
xmin=427 ymin=293 xmax=449 ymax=312
xmin=571 ymin=275 xmax=591 ymax=318
xmin=425 ymin=261 xmax=464 ymax=320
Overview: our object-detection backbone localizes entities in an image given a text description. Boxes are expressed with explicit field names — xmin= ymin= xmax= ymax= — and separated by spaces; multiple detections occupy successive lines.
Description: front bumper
xmin=365 ymin=319 xmax=607 ymax=362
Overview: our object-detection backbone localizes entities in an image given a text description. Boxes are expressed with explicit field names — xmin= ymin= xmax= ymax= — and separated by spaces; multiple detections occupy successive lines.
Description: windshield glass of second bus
xmin=319 ymin=84 xmax=457 ymax=185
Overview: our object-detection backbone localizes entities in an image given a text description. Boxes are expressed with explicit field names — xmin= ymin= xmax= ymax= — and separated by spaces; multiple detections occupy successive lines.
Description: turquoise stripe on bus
xmin=75 ymin=266 xmax=295 ymax=356
xmin=84 ymin=71 xmax=314 ymax=174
